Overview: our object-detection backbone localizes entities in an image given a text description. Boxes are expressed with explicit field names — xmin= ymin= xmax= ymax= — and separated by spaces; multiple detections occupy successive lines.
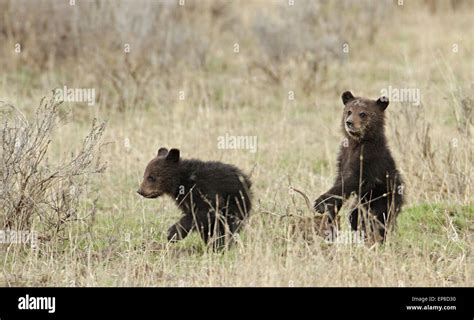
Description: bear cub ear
xmin=166 ymin=148 xmax=180 ymax=163
xmin=157 ymin=147 xmax=169 ymax=157
xmin=342 ymin=91 xmax=355 ymax=105
xmin=376 ymin=96 xmax=389 ymax=111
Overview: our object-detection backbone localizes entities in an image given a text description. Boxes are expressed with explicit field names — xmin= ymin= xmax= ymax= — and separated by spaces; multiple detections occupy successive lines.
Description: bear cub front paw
xmin=167 ymin=224 xmax=186 ymax=242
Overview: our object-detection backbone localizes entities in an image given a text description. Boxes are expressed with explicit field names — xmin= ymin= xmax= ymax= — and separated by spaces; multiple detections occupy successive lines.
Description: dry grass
xmin=0 ymin=0 xmax=472 ymax=286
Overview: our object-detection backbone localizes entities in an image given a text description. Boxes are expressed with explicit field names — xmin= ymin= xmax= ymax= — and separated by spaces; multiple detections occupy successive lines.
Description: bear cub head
xmin=137 ymin=147 xmax=180 ymax=198
xmin=341 ymin=91 xmax=389 ymax=141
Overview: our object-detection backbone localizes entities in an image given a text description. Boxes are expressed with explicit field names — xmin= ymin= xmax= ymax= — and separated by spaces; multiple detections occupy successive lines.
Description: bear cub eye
xmin=347 ymin=110 xmax=352 ymax=116
xmin=147 ymin=176 xmax=156 ymax=183
xmin=359 ymin=112 xmax=366 ymax=118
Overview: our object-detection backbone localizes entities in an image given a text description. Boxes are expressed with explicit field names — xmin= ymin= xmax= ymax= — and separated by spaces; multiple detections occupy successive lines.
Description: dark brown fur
xmin=137 ymin=148 xmax=252 ymax=249
xmin=314 ymin=91 xmax=404 ymax=241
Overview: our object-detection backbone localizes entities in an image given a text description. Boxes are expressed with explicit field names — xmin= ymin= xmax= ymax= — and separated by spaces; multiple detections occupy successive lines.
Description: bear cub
xmin=137 ymin=148 xmax=252 ymax=249
xmin=314 ymin=91 xmax=404 ymax=241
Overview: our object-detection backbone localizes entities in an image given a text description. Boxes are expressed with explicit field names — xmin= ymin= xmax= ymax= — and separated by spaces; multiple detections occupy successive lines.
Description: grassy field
xmin=0 ymin=0 xmax=472 ymax=286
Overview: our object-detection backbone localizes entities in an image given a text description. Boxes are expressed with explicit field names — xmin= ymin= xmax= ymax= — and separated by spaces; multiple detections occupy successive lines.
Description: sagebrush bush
xmin=251 ymin=0 xmax=390 ymax=90
xmin=0 ymin=93 xmax=106 ymax=240
xmin=0 ymin=0 xmax=392 ymax=109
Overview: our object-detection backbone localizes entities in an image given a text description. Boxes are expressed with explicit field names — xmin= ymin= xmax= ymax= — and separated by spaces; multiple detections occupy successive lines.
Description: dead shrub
xmin=251 ymin=0 xmax=390 ymax=91
xmin=0 ymin=93 xmax=106 ymax=241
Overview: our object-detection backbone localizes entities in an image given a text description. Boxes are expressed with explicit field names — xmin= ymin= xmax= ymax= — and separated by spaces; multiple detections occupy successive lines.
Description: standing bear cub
xmin=314 ymin=91 xmax=404 ymax=241
xmin=137 ymin=148 xmax=252 ymax=249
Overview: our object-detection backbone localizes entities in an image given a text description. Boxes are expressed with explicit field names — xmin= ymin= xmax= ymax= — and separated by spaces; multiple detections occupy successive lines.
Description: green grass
xmin=395 ymin=203 xmax=472 ymax=259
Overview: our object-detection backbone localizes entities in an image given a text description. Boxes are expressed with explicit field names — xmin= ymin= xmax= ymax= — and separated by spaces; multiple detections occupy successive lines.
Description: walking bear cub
xmin=314 ymin=91 xmax=404 ymax=241
xmin=137 ymin=148 xmax=252 ymax=249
